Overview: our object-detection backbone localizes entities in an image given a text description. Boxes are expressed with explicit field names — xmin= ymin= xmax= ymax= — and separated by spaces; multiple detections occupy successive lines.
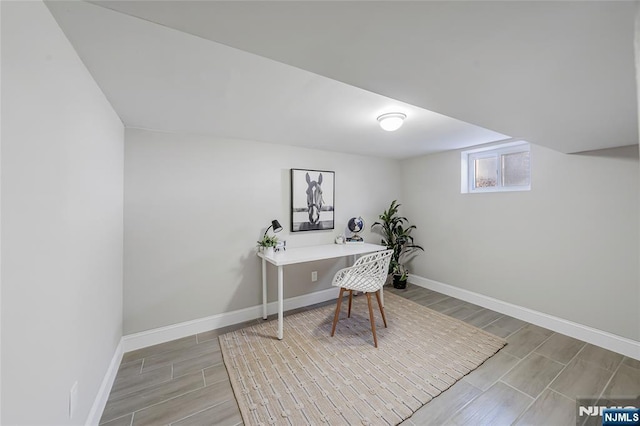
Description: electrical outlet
xmin=69 ymin=381 xmax=78 ymax=419
xmin=311 ymin=271 xmax=318 ymax=282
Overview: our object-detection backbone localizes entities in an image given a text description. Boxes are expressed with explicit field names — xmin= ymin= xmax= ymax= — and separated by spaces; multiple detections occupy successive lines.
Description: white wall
xmin=1 ymin=2 xmax=124 ymax=424
xmin=124 ymin=128 xmax=400 ymax=334
xmin=636 ymin=1 xmax=640 ymax=353
xmin=0 ymin=1 xmax=4 ymax=420
xmin=0 ymin=1 xmax=3 ymax=419
xmin=401 ymin=143 xmax=639 ymax=341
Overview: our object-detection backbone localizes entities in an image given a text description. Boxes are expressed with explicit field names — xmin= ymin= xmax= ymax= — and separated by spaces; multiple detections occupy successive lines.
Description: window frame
xmin=461 ymin=141 xmax=531 ymax=194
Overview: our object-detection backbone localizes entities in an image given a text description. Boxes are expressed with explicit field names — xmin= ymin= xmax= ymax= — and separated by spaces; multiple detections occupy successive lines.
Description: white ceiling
xmin=48 ymin=1 xmax=638 ymax=158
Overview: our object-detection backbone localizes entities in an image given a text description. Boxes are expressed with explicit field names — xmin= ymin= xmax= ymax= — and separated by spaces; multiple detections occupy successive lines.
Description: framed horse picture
xmin=290 ymin=168 xmax=335 ymax=232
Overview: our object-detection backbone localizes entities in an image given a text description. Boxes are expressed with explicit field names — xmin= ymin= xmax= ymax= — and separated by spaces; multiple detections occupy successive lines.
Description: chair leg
xmin=347 ymin=290 xmax=353 ymax=318
xmin=366 ymin=293 xmax=378 ymax=348
xmin=331 ymin=288 xmax=345 ymax=337
xmin=375 ymin=290 xmax=387 ymax=328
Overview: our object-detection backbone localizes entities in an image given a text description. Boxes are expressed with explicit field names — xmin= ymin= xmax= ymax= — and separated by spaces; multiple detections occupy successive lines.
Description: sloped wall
xmin=1 ymin=2 xmax=124 ymax=423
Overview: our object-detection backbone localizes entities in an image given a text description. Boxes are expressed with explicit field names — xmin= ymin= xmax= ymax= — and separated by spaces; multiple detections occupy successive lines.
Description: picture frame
xmin=290 ymin=168 xmax=335 ymax=232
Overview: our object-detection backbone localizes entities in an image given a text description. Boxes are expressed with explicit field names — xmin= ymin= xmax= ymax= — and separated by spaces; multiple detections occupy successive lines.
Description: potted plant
xmin=393 ymin=264 xmax=410 ymax=289
xmin=257 ymin=234 xmax=278 ymax=255
xmin=371 ymin=200 xmax=424 ymax=289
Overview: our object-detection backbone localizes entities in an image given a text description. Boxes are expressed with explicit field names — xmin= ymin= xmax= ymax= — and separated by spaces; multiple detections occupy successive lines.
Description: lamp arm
xmin=263 ymin=225 xmax=273 ymax=238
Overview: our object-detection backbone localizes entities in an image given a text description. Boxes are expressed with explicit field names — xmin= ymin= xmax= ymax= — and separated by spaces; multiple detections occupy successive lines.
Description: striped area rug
xmin=219 ymin=291 xmax=505 ymax=426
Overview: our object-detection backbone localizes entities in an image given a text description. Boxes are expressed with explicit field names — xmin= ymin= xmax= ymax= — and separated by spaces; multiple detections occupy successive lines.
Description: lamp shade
xmin=271 ymin=220 xmax=283 ymax=233
xmin=263 ymin=219 xmax=283 ymax=237
xmin=377 ymin=112 xmax=406 ymax=131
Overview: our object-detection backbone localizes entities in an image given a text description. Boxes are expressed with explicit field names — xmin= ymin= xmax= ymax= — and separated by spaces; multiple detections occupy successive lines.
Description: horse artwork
xmin=291 ymin=169 xmax=335 ymax=232
xmin=306 ymin=172 xmax=324 ymax=225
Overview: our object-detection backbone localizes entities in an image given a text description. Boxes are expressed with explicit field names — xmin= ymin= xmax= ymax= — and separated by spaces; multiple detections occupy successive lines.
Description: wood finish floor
xmin=101 ymin=285 xmax=640 ymax=425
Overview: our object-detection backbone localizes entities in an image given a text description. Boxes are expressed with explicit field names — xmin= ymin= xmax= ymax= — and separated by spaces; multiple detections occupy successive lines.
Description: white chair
xmin=330 ymin=249 xmax=393 ymax=347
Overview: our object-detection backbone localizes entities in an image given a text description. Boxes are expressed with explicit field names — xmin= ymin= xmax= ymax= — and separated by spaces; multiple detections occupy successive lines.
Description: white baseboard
xmin=410 ymin=275 xmax=640 ymax=361
xmin=86 ymin=339 xmax=123 ymax=426
xmin=122 ymin=287 xmax=340 ymax=352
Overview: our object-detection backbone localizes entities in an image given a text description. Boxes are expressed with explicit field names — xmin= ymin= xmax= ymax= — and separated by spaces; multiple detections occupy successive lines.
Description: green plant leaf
xmin=370 ymin=200 xmax=424 ymax=275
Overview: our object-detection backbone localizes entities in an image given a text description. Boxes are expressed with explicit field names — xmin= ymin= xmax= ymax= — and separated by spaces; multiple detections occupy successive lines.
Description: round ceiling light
xmin=377 ymin=112 xmax=406 ymax=131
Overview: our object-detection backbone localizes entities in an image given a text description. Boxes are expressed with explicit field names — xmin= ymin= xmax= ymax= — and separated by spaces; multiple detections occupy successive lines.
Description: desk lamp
xmin=264 ymin=219 xmax=283 ymax=237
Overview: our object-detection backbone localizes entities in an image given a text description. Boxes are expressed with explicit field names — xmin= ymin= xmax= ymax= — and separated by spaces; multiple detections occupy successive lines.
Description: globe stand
xmin=346 ymin=216 xmax=365 ymax=244
xmin=346 ymin=234 xmax=363 ymax=243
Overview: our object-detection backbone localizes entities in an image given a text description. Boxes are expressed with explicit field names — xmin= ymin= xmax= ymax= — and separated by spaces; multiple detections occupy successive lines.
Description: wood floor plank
xmin=426 ymin=297 xmax=466 ymax=313
xmin=408 ymin=380 xmax=482 ymax=425
xmin=515 ymin=389 xmax=576 ymax=425
xmin=462 ymin=309 xmax=504 ymax=328
xmin=196 ymin=318 xmax=270 ymax=343
xmin=141 ymin=339 xmax=220 ymax=373
xmin=388 ymin=284 xmax=430 ymax=298
xmin=173 ymin=349 xmax=223 ymax=378
xmin=442 ymin=304 xmax=483 ymax=321
xmin=411 ymin=292 xmax=450 ymax=307
xmin=100 ymin=414 xmax=133 ymax=426
xmin=502 ymin=353 xmax=565 ymax=398
xmin=448 ymin=382 xmax=533 ymax=426
xmin=520 ymin=323 xmax=554 ymax=337
xmin=110 ymin=365 xmax=172 ymax=400
xmin=171 ymin=400 xmax=242 ymax=426
xmin=623 ymin=357 xmax=640 ymax=370
xmin=488 ymin=315 xmax=527 ymax=334
xmin=503 ymin=328 xmax=549 ymax=359
xmin=102 ymin=372 xmax=204 ymax=423
xmin=203 ymin=363 xmax=229 ymax=386
xmin=549 ymin=358 xmax=613 ymax=400
xmin=117 ymin=359 xmax=143 ymax=378
xmin=575 ymin=344 xmax=624 ymax=372
xmin=535 ymin=333 xmax=585 ymax=364
xmin=482 ymin=323 xmax=514 ymax=339
xmin=462 ymin=351 xmax=520 ymax=391
xmin=601 ymin=364 xmax=640 ymax=403
xmin=132 ymin=381 xmax=233 ymax=426
xmin=122 ymin=336 xmax=198 ymax=364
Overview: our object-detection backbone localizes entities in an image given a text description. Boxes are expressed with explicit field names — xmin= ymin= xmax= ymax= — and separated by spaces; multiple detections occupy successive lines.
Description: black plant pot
xmin=392 ymin=274 xmax=407 ymax=289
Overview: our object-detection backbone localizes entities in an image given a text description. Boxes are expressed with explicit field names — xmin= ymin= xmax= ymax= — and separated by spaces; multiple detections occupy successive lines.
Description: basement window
xmin=461 ymin=141 xmax=531 ymax=193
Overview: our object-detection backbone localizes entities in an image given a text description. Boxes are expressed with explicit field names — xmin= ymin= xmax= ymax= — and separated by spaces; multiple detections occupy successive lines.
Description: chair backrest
xmin=332 ymin=249 xmax=393 ymax=293
xmin=354 ymin=248 xmax=392 ymax=266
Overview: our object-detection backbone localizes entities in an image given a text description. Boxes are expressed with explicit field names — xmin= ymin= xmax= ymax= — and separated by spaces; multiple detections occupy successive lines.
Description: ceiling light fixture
xmin=377 ymin=112 xmax=406 ymax=132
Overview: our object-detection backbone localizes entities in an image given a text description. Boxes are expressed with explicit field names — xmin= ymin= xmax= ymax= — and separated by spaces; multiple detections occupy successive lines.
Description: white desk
xmin=258 ymin=243 xmax=387 ymax=339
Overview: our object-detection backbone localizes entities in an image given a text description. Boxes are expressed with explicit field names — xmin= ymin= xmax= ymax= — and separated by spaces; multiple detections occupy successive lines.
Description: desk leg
xmin=277 ymin=265 xmax=284 ymax=340
xmin=262 ymin=258 xmax=267 ymax=320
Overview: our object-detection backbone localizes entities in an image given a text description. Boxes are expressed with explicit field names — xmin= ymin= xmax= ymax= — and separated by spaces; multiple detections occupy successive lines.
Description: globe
xmin=348 ymin=216 xmax=364 ymax=233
